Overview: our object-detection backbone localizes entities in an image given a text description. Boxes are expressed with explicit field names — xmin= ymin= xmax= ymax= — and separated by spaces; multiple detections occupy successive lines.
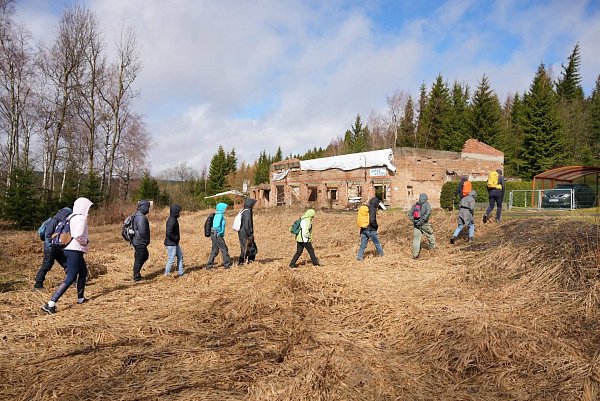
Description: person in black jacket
xmin=238 ymin=198 xmax=257 ymax=265
xmin=164 ymin=204 xmax=184 ymax=277
xmin=34 ymin=207 xmax=72 ymax=289
xmin=132 ymin=200 xmax=151 ymax=281
xmin=356 ymin=197 xmax=385 ymax=260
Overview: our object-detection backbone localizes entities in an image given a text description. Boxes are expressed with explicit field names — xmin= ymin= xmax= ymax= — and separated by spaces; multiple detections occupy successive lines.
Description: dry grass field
xmin=0 ymin=206 xmax=599 ymax=400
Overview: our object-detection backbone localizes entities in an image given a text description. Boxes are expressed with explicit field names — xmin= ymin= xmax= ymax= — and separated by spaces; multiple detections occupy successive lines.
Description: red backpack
xmin=462 ymin=180 xmax=472 ymax=197
xmin=412 ymin=203 xmax=421 ymax=219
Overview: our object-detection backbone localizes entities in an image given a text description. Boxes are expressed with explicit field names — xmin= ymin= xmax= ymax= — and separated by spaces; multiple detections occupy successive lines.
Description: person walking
xmin=132 ymin=200 xmax=151 ymax=281
xmin=483 ymin=169 xmax=505 ymax=223
xmin=164 ymin=204 xmax=184 ymax=277
xmin=41 ymin=197 xmax=93 ymax=314
xmin=237 ymin=198 xmax=257 ymax=265
xmin=34 ymin=207 xmax=72 ymax=290
xmin=289 ymin=208 xmax=320 ymax=268
xmin=408 ymin=193 xmax=436 ymax=259
xmin=356 ymin=197 xmax=385 ymax=261
xmin=451 ymin=190 xmax=478 ymax=244
xmin=206 ymin=202 xmax=232 ymax=269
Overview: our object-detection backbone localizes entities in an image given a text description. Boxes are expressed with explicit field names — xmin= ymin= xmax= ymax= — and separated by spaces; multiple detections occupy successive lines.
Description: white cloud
xmin=13 ymin=0 xmax=600 ymax=175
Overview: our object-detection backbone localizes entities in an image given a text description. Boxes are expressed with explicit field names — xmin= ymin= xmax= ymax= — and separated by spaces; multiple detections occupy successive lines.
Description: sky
xmin=14 ymin=0 xmax=600 ymax=175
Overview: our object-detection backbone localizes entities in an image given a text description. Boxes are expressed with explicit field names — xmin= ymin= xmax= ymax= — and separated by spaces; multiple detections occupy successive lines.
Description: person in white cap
xmin=356 ymin=196 xmax=385 ymax=260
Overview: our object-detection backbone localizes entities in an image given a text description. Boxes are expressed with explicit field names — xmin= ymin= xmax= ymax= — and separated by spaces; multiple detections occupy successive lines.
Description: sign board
xmin=369 ymin=168 xmax=387 ymax=177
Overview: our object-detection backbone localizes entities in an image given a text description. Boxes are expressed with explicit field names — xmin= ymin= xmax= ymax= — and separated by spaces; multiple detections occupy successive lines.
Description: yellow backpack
xmin=356 ymin=205 xmax=369 ymax=228
xmin=487 ymin=170 xmax=502 ymax=190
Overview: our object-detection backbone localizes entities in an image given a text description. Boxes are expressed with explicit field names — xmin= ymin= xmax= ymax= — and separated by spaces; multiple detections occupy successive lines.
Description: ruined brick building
xmin=250 ymin=139 xmax=504 ymax=209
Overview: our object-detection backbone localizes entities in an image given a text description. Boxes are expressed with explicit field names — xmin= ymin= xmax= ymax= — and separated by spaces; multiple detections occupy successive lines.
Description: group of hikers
xmin=35 ymin=170 xmax=506 ymax=314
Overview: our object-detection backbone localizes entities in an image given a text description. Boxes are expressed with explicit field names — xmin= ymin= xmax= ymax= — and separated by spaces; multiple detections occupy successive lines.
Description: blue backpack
xmin=37 ymin=218 xmax=51 ymax=241
xmin=290 ymin=218 xmax=302 ymax=235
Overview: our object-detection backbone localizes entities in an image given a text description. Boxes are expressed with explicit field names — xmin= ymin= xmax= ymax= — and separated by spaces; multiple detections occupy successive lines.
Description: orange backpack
xmin=461 ymin=180 xmax=472 ymax=197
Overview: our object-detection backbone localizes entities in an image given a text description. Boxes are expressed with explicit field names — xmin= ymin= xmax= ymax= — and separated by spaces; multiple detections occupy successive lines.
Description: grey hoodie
xmin=458 ymin=190 xmax=477 ymax=225
xmin=409 ymin=193 xmax=432 ymax=226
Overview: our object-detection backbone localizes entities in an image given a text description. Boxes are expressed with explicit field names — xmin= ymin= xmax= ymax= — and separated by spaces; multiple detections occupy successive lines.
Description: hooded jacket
xmin=362 ymin=197 xmax=381 ymax=233
xmin=296 ymin=208 xmax=315 ymax=243
xmin=64 ymin=197 xmax=93 ymax=253
xmin=164 ymin=204 xmax=181 ymax=246
xmin=408 ymin=193 xmax=432 ymax=227
xmin=44 ymin=207 xmax=72 ymax=251
xmin=239 ymin=198 xmax=256 ymax=240
xmin=132 ymin=200 xmax=151 ymax=247
xmin=212 ymin=202 xmax=228 ymax=237
xmin=458 ymin=190 xmax=477 ymax=225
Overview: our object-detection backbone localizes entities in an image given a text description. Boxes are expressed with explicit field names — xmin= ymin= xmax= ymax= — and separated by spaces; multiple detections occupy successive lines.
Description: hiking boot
xmin=41 ymin=303 xmax=56 ymax=314
xmin=450 ymin=236 xmax=457 ymax=244
xmin=482 ymin=215 xmax=488 ymax=224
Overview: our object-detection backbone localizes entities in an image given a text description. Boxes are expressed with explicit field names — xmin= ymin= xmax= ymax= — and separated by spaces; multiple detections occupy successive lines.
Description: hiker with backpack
xmin=408 ymin=193 xmax=436 ymax=259
xmin=450 ymin=190 xmax=478 ymax=244
xmin=34 ymin=207 xmax=72 ymax=290
xmin=164 ymin=204 xmax=184 ymax=277
xmin=41 ymin=197 xmax=93 ymax=314
xmin=235 ymin=198 xmax=257 ymax=265
xmin=132 ymin=200 xmax=151 ymax=282
xmin=206 ymin=202 xmax=232 ymax=269
xmin=356 ymin=197 xmax=385 ymax=261
xmin=289 ymin=208 xmax=320 ymax=268
xmin=455 ymin=176 xmax=471 ymax=200
xmin=483 ymin=169 xmax=505 ymax=223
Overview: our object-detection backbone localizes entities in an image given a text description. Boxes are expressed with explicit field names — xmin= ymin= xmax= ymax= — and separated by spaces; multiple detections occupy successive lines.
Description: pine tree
xmin=253 ymin=150 xmax=270 ymax=185
xmin=588 ymin=75 xmax=600 ymax=163
xmin=397 ymin=96 xmax=416 ymax=147
xmin=520 ymin=64 xmax=566 ymax=179
xmin=1 ymin=167 xmax=40 ymax=229
xmin=136 ymin=171 xmax=161 ymax=201
xmin=499 ymin=93 xmax=526 ymax=176
xmin=207 ymin=146 xmax=228 ymax=194
xmin=226 ymin=149 xmax=237 ymax=175
xmin=415 ymin=82 xmax=428 ymax=146
xmin=556 ymin=43 xmax=585 ymax=101
xmin=469 ymin=75 xmax=502 ymax=147
xmin=420 ymin=75 xmax=451 ymax=149
xmin=343 ymin=115 xmax=369 ymax=153
xmin=440 ymin=81 xmax=470 ymax=151
xmin=81 ymin=171 xmax=103 ymax=205
xmin=273 ymin=146 xmax=283 ymax=163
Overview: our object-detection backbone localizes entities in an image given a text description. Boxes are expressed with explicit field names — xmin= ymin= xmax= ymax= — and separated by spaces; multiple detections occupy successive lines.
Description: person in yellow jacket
xmin=289 ymin=209 xmax=321 ymax=268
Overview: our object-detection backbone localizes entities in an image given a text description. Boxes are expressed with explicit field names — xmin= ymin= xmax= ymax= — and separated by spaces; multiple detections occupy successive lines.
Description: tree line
xmin=0 ymin=1 xmax=147 ymax=227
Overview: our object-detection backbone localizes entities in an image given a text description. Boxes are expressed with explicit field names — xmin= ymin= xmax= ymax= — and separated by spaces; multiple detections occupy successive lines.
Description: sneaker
xmin=482 ymin=215 xmax=488 ymax=224
xmin=41 ymin=303 xmax=56 ymax=314
xmin=205 ymin=265 xmax=213 ymax=270
xmin=468 ymin=237 xmax=474 ymax=243
xmin=77 ymin=298 xmax=87 ymax=304
xmin=133 ymin=276 xmax=142 ymax=282
xmin=450 ymin=237 xmax=456 ymax=244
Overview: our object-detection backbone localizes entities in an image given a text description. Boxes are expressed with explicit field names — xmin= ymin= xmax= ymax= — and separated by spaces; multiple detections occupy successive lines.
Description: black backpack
xmin=204 ymin=213 xmax=215 ymax=237
xmin=121 ymin=214 xmax=135 ymax=243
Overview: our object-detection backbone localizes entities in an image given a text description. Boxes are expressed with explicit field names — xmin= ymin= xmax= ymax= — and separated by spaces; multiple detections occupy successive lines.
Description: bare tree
xmin=99 ymin=20 xmax=141 ymax=198
xmin=114 ymin=113 xmax=148 ymax=200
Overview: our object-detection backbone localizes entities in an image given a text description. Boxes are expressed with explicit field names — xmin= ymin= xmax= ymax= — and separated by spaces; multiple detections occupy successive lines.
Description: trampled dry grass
xmin=0 ymin=206 xmax=598 ymax=400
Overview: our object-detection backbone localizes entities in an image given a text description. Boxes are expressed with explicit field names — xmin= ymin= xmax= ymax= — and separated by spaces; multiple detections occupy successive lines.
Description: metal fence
xmin=508 ymin=189 xmax=575 ymax=210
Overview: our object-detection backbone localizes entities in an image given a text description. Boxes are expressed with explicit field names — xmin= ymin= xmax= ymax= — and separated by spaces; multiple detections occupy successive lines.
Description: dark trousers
xmin=35 ymin=247 xmax=68 ymax=288
xmin=133 ymin=245 xmax=149 ymax=280
xmin=51 ymin=250 xmax=87 ymax=302
xmin=238 ymin=235 xmax=256 ymax=264
xmin=486 ymin=190 xmax=504 ymax=221
xmin=289 ymin=242 xmax=319 ymax=267
xmin=207 ymin=232 xmax=231 ymax=268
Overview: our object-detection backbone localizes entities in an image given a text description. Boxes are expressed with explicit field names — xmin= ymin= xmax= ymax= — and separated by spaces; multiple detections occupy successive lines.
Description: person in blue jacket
xmin=34 ymin=206 xmax=72 ymax=289
xmin=206 ymin=202 xmax=232 ymax=269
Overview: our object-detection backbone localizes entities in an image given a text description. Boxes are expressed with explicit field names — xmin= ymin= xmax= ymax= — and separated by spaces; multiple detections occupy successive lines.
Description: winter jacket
xmin=64 ymin=197 xmax=93 ymax=253
xmin=238 ymin=198 xmax=256 ymax=240
xmin=44 ymin=207 xmax=72 ymax=251
xmin=455 ymin=177 xmax=467 ymax=199
xmin=458 ymin=190 xmax=477 ymax=225
xmin=296 ymin=208 xmax=315 ymax=243
xmin=212 ymin=202 xmax=228 ymax=237
xmin=408 ymin=193 xmax=432 ymax=227
xmin=360 ymin=197 xmax=381 ymax=233
xmin=132 ymin=200 xmax=151 ymax=247
xmin=164 ymin=204 xmax=181 ymax=246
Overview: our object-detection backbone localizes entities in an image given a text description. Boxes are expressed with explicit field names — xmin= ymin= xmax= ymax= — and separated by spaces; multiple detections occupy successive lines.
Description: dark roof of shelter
xmin=534 ymin=166 xmax=600 ymax=182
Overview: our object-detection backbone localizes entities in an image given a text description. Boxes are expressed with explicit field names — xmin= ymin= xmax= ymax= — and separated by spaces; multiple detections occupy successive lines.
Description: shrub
xmin=440 ymin=180 xmax=532 ymax=209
